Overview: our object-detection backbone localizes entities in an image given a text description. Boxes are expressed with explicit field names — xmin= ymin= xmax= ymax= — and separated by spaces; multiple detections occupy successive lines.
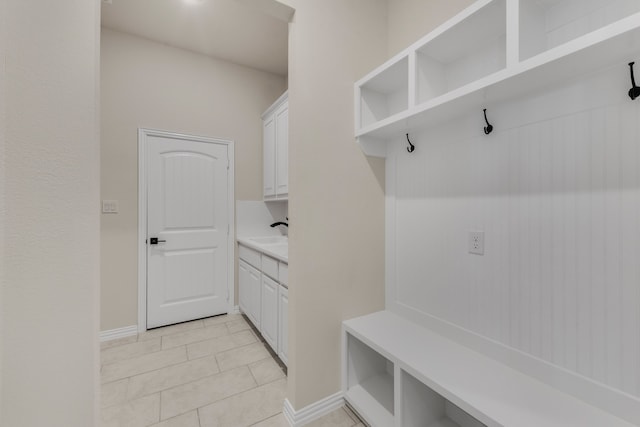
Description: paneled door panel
xmin=261 ymin=275 xmax=278 ymax=351
xmin=147 ymin=135 xmax=229 ymax=328
xmin=275 ymin=102 xmax=288 ymax=197
xmin=278 ymin=285 xmax=288 ymax=366
xmin=239 ymin=259 xmax=261 ymax=329
xmin=263 ymin=116 xmax=276 ymax=198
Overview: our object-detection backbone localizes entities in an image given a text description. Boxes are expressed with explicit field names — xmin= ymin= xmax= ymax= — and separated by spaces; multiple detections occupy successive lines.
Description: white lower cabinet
xmin=260 ymin=275 xmax=279 ymax=350
xmin=238 ymin=244 xmax=288 ymax=367
xmin=278 ymin=285 xmax=288 ymax=365
xmin=238 ymin=259 xmax=261 ymax=330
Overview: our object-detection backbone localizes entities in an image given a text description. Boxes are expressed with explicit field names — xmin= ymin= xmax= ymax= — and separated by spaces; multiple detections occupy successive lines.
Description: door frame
xmin=137 ymin=128 xmax=235 ymax=333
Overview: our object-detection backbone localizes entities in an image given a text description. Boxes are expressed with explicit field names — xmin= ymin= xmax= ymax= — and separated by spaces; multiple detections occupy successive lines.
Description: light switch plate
xmin=468 ymin=231 xmax=484 ymax=255
xmin=102 ymin=200 xmax=119 ymax=214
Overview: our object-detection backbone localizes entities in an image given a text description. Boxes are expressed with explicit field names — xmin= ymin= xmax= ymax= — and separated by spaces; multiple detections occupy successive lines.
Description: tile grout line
xmin=157 ymin=365 xmax=255 ymax=404
xmin=101 ymin=315 xmax=270 ymax=425
xmin=102 ymin=334 xmax=261 ymax=392
xmin=121 ymin=351 xmax=223 ymax=401
xmin=100 ymin=346 xmax=189 ymax=385
xmin=101 ymin=321 xmax=251 ymax=374
xmin=159 ymin=327 xmax=230 ymax=350
xmin=194 ymin=376 xmax=287 ymax=427
xmin=101 ymin=339 xmax=164 ymax=366
xmin=129 ymin=365 xmax=221 ymax=402
xmin=102 ymin=314 xmax=243 ymax=350
xmin=184 ymin=332 xmax=258 ymax=361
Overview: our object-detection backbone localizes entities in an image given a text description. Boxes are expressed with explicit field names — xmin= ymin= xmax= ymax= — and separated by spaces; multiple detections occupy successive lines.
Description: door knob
xmin=149 ymin=237 xmax=166 ymax=245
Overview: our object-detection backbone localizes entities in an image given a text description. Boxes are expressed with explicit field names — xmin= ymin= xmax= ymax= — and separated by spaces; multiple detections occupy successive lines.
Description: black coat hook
xmin=483 ymin=109 xmax=493 ymax=135
xmin=629 ymin=62 xmax=640 ymax=100
xmin=406 ymin=133 xmax=415 ymax=153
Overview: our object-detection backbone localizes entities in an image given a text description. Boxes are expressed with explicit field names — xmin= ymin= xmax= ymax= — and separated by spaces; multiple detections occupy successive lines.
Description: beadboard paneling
xmin=388 ymin=63 xmax=640 ymax=398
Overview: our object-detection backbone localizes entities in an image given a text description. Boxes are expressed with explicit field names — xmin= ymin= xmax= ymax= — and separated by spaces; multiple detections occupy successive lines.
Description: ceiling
xmin=101 ymin=0 xmax=289 ymax=76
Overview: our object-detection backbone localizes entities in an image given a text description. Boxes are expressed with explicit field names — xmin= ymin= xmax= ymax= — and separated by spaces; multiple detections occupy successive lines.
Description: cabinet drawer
xmin=262 ymin=255 xmax=278 ymax=281
xmin=239 ymin=245 xmax=261 ymax=269
xmin=279 ymin=262 xmax=288 ymax=287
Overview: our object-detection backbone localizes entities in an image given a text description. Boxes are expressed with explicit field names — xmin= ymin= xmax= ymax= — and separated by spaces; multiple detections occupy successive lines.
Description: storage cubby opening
xmin=415 ymin=0 xmax=506 ymax=105
xmin=401 ymin=371 xmax=486 ymax=427
xmin=359 ymin=56 xmax=409 ymax=129
xmin=346 ymin=334 xmax=395 ymax=418
xmin=519 ymin=0 xmax=640 ymax=61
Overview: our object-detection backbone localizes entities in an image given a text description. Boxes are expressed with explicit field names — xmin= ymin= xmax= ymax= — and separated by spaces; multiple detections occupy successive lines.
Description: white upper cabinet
xmin=263 ymin=114 xmax=276 ymax=198
xmin=263 ymin=92 xmax=288 ymax=201
xmin=354 ymin=0 xmax=640 ymax=157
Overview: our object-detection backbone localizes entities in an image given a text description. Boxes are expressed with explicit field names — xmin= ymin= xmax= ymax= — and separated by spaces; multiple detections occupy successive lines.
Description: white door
xmin=146 ymin=134 xmax=230 ymax=329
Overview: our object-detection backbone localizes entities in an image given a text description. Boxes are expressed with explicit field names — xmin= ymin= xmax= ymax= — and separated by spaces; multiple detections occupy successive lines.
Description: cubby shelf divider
xmin=354 ymin=0 xmax=640 ymax=157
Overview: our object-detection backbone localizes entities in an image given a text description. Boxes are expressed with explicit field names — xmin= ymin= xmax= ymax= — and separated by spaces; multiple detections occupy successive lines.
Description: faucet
xmin=270 ymin=217 xmax=288 ymax=228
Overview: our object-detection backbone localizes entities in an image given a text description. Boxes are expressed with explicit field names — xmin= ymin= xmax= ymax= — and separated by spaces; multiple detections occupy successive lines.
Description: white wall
xmin=0 ymin=0 xmax=6 ymax=417
xmin=236 ymin=200 xmax=288 ymax=238
xmin=1 ymin=0 xmax=100 ymax=425
xmin=384 ymin=2 xmax=640 ymax=420
xmin=278 ymin=0 xmax=388 ymax=409
xmin=100 ymin=29 xmax=286 ymax=331
xmin=386 ymin=60 xmax=640 ymax=411
xmin=387 ymin=0 xmax=474 ymax=55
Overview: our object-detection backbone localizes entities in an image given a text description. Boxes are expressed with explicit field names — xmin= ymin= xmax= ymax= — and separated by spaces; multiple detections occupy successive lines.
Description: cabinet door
xmin=238 ymin=260 xmax=250 ymax=315
xmin=278 ymin=285 xmax=288 ymax=366
xmin=239 ymin=260 xmax=261 ymax=329
xmin=275 ymin=102 xmax=288 ymax=198
xmin=263 ymin=114 xmax=276 ymax=199
xmin=261 ymin=275 xmax=279 ymax=351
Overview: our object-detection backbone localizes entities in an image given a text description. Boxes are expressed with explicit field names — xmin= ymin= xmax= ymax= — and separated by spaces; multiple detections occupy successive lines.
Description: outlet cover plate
xmin=469 ymin=231 xmax=484 ymax=255
xmin=102 ymin=200 xmax=119 ymax=214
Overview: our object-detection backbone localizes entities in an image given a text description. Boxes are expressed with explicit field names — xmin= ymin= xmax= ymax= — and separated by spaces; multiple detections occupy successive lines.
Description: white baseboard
xmin=100 ymin=325 xmax=138 ymax=342
xmin=283 ymin=392 xmax=345 ymax=426
xmin=229 ymin=305 xmax=240 ymax=315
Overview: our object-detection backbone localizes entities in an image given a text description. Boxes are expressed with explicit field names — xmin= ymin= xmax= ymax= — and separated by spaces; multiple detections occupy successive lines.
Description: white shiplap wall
xmin=387 ymin=62 xmax=640 ymax=399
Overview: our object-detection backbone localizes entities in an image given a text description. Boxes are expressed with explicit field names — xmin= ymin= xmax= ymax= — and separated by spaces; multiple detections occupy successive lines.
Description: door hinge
xmin=227 ymin=224 xmax=230 ymax=235
xmin=226 ymin=288 xmax=230 ymax=302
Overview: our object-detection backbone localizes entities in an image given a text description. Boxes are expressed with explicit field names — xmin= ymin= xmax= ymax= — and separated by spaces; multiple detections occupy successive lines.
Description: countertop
xmin=237 ymin=236 xmax=288 ymax=263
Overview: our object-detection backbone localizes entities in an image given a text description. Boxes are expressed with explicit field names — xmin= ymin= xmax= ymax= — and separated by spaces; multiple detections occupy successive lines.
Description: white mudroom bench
xmin=342 ymin=311 xmax=637 ymax=427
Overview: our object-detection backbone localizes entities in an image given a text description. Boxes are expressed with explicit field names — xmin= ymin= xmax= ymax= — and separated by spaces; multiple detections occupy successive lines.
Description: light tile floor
xmin=101 ymin=314 xmax=365 ymax=427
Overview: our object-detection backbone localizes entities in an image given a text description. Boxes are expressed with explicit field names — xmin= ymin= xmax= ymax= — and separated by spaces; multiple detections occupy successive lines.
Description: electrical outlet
xmin=102 ymin=200 xmax=119 ymax=214
xmin=468 ymin=231 xmax=484 ymax=255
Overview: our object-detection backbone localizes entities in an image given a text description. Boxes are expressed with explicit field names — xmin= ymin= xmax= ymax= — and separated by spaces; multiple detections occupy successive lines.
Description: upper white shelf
xmin=354 ymin=0 xmax=640 ymax=157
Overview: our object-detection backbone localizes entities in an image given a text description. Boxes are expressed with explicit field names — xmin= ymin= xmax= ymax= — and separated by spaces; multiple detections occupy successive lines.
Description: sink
xmin=249 ymin=236 xmax=288 ymax=245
